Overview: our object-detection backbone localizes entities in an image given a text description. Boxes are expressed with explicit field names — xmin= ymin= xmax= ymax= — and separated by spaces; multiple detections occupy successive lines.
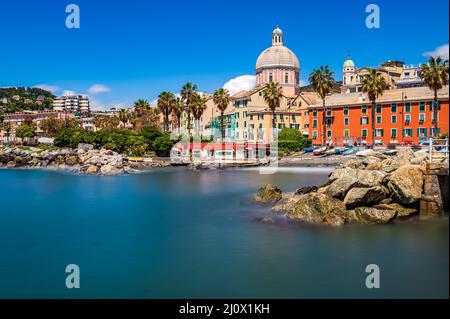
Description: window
xmin=376 ymin=116 xmax=382 ymax=124
xmin=405 ymin=103 xmax=411 ymax=113
xmin=279 ymin=114 xmax=284 ymax=120
xmin=313 ymin=131 xmax=318 ymax=138
xmin=259 ymin=123 xmax=263 ymax=129
xmin=362 ymin=129 xmax=368 ymax=138
xmin=273 ymin=114 xmax=277 ymax=120
xmin=326 ymin=118 xmax=332 ymax=126
xmin=344 ymin=117 xmax=349 ymax=125
xmin=430 ymin=128 xmax=441 ymax=136
xmin=376 ymin=104 xmax=382 ymax=114
xmin=313 ymin=110 xmax=317 ymax=117
xmin=403 ymin=128 xmax=413 ymax=137
xmin=244 ymin=121 xmax=247 ymax=128
xmin=391 ymin=128 xmax=397 ymax=137
xmin=360 ymin=117 xmax=369 ymax=125
xmin=313 ymin=119 xmax=318 ymax=128
xmin=343 ymin=107 xmax=349 ymax=116
xmin=285 ymin=73 xmax=289 ymax=83
xmin=291 ymin=114 xmax=296 ymax=121
xmin=430 ymin=101 xmax=441 ymax=111
xmin=391 ymin=115 xmax=397 ymax=124
xmin=326 ymin=109 xmax=332 ymax=116
xmin=249 ymin=115 xmax=253 ymax=121
xmin=375 ymin=129 xmax=384 ymax=137
xmin=236 ymin=122 xmax=239 ymax=128
xmin=327 ymin=130 xmax=332 ymax=138
xmin=295 ymin=124 xmax=300 ymax=129
xmin=362 ymin=105 xmax=367 ymax=114
xmin=419 ymin=102 xmax=426 ymax=112
xmin=417 ymin=128 xmax=427 ymax=137
xmin=278 ymin=123 xmax=284 ymax=129
xmin=344 ymin=129 xmax=350 ymax=138
xmin=290 ymin=124 xmax=295 ymax=129
xmin=405 ymin=114 xmax=411 ymax=123
xmin=391 ymin=104 xmax=397 ymax=113
xmin=258 ymin=114 xmax=264 ymax=120
xmin=419 ymin=113 xmax=425 ymax=123
xmin=269 ymin=73 xmax=273 ymax=83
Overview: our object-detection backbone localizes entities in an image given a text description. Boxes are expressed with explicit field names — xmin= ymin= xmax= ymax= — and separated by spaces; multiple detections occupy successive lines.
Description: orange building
xmin=308 ymin=86 xmax=449 ymax=146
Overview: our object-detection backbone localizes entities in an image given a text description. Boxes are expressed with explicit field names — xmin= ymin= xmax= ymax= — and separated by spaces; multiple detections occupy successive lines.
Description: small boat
xmin=313 ymin=146 xmax=326 ymax=156
xmin=343 ymin=147 xmax=359 ymax=156
xmin=356 ymin=149 xmax=377 ymax=157
xmin=334 ymin=147 xmax=345 ymax=155
xmin=303 ymin=147 xmax=316 ymax=153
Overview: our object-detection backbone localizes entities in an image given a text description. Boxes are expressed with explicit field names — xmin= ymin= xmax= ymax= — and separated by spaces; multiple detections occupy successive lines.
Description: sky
xmin=0 ymin=0 xmax=448 ymax=110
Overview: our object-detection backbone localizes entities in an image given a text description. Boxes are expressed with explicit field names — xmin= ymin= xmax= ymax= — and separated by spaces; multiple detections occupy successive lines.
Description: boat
xmin=343 ymin=147 xmax=359 ymax=156
xmin=313 ymin=146 xmax=326 ymax=156
xmin=356 ymin=149 xmax=377 ymax=157
xmin=303 ymin=147 xmax=316 ymax=153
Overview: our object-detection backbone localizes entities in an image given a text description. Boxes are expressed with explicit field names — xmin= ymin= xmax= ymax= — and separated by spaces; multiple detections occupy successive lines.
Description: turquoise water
xmin=0 ymin=167 xmax=448 ymax=299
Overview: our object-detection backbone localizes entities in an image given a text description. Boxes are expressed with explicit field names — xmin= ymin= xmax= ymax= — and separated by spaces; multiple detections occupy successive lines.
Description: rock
xmin=343 ymin=186 xmax=389 ymax=209
xmin=387 ymin=165 xmax=424 ymax=205
xmin=253 ymin=184 xmax=282 ymax=203
xmin=271 ymin=193 xmax=303 ymax=213
xmin=65 ymin=155 xmax=79 ymax=166
xmin=358 ymin=169 xmax=387 ymax=187
xmin=259 ymin=216 xmax=275 ymax=224
xmin=285 ymin=193 xmax=346 ymax=226
xmin=397 ymin=148 xmax=415 ymax=160
xmin=345 ymin=206 xmax=397 ymax=224
xmin=410 ymin=157 xmax=424 ymax=165
xmin=295 ymin=185 xmax=318 ymax=195
xmin=6 ymin=161 xmax=16 ymax=168
xmin=77 ymin=143 xmax=94 ymax=151
xmin=86 ymin=165 xmax=98 ymax=174
xmin=337 ymin=159 xmax=365 ymax=169
xmin=362 ymin=156 xmax=381 ymax=166
xmin=366 ymin=162 xmax=383 ymax=170
xmin=100 ymin=164 xmax=123 ymax=175
xmin=325 ymin=175 xmax=359 ymax=199
xmin=373 ymin=203 xmax=417 ymax=217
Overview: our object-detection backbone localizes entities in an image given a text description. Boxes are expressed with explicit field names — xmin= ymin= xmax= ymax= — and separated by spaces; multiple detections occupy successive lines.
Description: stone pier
xmin=420 ymin=162 xmax=449 ymax=216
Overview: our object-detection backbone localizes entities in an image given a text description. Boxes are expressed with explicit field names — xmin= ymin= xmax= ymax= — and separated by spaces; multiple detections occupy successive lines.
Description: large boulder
xmin=324 ymin=175 xmax=358 ymax=199
xmin=345 ymin=206 xmax=397 ymax=224
xmin=100 ymin=164 xmax=123 ymax=175
xmin=295 ymin=185 xmax=318 ymax=195
xmin=387 ymin=165 xmax=424 ymax=205
xmin=373 ymin=203 xmax=417 ymax=218
xmin=326 ymin=168 xmax=386 ymax=199
xmin=343 ymin=186 xmax=389 ymax=209
xmin=337 ymin=159 xmax=365 ymax=170
xmin=65 ymin=155 xmax=79 ymax=166
xmin=286 ymin=193 xmax=346 ymax=226
xmin=253 ymin=184 xmax=282 ymax=203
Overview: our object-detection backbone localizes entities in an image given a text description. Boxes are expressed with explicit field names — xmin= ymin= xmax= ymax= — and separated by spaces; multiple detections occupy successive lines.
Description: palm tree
xmin=157 ymin=91 xmax=175 ymax=132
xmin=362 ymin=69 xmax=386 ymax=148
xmin=171 ymin=97 xmax=184 ymax=134
xmin=181 ymin=82 xmax=198 ymax=137
xmin=93 ymin=116 xmax=107 ymax=131
xmin=117 ymin=109 xmax=130 ymax=128
xmin=191 ymin=92 xmax=207 ymax=137
xmin=2 ymin=122 xmax=11 ymax=144
xmin=421 ymin=56 xmax=449 ymax=137
xmin=309 ymin=65 xmax=336 ymax=146
xmin=134 ymin=99 xmax=150 ymax=117
xmin=263 ymin=82 xmax=283 ymax=140
xmin=213 ymin=88 xmax=232 ymax=141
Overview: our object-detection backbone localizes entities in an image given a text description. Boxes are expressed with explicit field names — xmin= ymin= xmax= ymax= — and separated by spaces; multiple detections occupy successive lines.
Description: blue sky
xmin=1 ymin=0 xmax=448 ymax=109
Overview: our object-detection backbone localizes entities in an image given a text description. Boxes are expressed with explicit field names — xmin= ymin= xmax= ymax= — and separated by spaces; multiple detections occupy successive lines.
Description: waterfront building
xmin=308 ymin=86 xmax=449 ymax=146
xmin=52 ymin=95 xmax=90 ymax=115
xmin=0 ymin=110 xmax=75 ymax=143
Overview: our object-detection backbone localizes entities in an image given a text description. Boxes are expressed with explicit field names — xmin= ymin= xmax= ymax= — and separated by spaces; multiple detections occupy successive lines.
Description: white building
xmin=53 ymin=95 xmax=90 ymax=114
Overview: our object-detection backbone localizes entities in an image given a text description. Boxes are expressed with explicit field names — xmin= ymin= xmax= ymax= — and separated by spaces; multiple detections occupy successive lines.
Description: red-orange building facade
xmin=308 ymin=87 xmax=449 ymax=146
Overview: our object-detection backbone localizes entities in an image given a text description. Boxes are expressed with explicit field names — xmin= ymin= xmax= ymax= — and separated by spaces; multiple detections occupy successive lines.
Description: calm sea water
xmin=0 ymin=167 xmax=448 ymax=299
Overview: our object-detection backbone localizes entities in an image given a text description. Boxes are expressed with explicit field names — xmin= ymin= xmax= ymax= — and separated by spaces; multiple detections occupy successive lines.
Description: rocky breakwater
xmin=253 ymin=148 xmax=441 ymax=226
xmin=0 ymin=144 xmax=135 ymax=175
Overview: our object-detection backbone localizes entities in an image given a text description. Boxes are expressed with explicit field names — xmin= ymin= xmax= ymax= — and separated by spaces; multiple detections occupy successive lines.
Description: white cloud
xmin=423 ymin=44 xmax=449 ymax=60
xmin=34 ymin=84 xmax=60 ymax=93
xmin=223 ymin=75 xmax=256 ymax=95
xmin=62 ymin=90 xmax=77 ymax=96
xmin=299 ymin=79 xmax=309 ymax=87
xmin=88 ymin=84 xmax=111 ymax=95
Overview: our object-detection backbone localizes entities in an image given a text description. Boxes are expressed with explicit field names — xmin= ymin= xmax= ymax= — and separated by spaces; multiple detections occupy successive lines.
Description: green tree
xmin=213 ymin=88 xmax=232 ymax=141
xmin=278 ymin=128 xmax=312 ymax=154
xmin=181 ymin=82 xmax=198 ymax=137
xmin=117 ymin=109 xmax=130 ymax=128
xmin=191 ymin=92 xmax=207 ymax=137
xmin=16 ymin=124 xmax=36 ymax=144
xmin=157 ymin=91 xmax=175 ymax=132
xmin=152 ymin=132 xmax=175 ymax=157
xmin=171 ymin=97 xmax=184 ymax=134
xmin=309 ymin=65 xmax=336 ymax=146
xmin=263 ymin=82 xmax=283 ymax=134
xmin=361 ymin=69 xmax=386 ymax=148
xmin=421 ymin=56 xmax=449 ymax=136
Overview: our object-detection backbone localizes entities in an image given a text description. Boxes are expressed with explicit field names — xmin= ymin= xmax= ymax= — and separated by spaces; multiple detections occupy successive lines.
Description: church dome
xmin=343 ymin=58 xmax=355 ymax=68
xmin=256 ymin=46 xmax=300 ymax=70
